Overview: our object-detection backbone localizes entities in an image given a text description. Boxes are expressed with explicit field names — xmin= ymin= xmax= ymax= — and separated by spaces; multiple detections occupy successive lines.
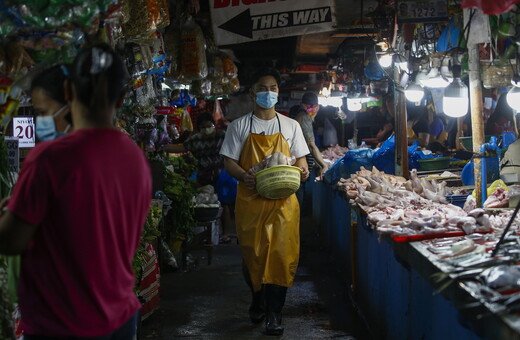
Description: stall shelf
xmin=311 ymin=180 xmax=520 ymax=340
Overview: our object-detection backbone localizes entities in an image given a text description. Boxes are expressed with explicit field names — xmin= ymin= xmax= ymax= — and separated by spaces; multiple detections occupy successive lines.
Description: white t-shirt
xmin=220 ymin=112 xmax=310 ymax=161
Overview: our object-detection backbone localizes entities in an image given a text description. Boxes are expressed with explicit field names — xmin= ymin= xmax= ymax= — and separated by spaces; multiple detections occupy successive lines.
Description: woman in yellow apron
xmin=220 ymin=68 xmax=309 ymax=335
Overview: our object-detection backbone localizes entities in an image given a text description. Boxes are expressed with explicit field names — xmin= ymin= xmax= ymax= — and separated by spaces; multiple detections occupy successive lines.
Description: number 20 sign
xmin=13 ymin=117 xmax=35 ymax=148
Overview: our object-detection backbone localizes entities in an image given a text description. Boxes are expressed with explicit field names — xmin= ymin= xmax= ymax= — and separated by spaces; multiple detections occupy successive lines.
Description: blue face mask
xmin=255 ymin=91 xmax=278 ymax=109
xmin=35 ymin=106 xmax=69 ymax=142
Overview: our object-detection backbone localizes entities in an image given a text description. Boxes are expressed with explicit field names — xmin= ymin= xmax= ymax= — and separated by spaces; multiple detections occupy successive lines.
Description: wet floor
xmin=139 ymin=218 xmax=372 ymax=339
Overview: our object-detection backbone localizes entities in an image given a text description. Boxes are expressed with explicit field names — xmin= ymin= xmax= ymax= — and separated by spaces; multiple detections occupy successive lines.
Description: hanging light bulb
xmin=421 ymin=67 xmax=451 ymax=88
xmin=395 ymin=54 xmax=409 ymax=73
xmin=378 ymin=53 xmax=393 ymax=68
xmin=347 ymin=97 xmax=362 ymax=111
xmin=405 ymin=82 xmax=424 ymax=102
xmin=415 ymin=68 xmax=429 ymax=84
xmin=507 ymin=75 xmax=520 ymax=111
xmin=320 ymin=87 xmax=331 ymax=97
xmin=443 ymin=65 xmax=468 ymax=118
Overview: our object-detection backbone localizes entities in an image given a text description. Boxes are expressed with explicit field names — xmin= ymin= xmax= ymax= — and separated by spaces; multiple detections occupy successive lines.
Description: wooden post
xmin=395 ymin=90 xmax=409 ymax=178
xmin=468 ymin=44 xmax=485 ymax=207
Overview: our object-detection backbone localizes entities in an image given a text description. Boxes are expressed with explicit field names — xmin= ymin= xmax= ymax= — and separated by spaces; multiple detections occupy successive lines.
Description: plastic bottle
xmin=359 ymin=141 xmax=368 ymax=149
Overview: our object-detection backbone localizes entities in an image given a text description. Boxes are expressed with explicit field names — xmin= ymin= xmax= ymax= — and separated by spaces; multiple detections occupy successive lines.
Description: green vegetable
xmin=132 ymin=205 xmax=162 ymax=294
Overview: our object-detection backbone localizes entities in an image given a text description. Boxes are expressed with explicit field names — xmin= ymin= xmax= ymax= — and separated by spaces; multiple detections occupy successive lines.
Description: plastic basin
xmin=255 ymin=165 xmax=302 ymax=200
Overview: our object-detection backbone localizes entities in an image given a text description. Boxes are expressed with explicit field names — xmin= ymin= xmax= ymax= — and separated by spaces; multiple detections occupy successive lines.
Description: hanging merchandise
xmin=213 ymin=99 xmax=225 ymax=129
xmin=224 ymin=77 xmax=240 ymax=94
xmin=180 ymin=16 xmax=208 ymax=81
xmin=191 ymin=79 xmax=212 ymax=97
xmin=122 ymin=0 xmax=169 ymax=40
xmin=163 ymin=23 xmax=181 ymax=79
xmin=207 ymin=52 xmax=225 ymax=82
xmin=0 ymin=1 xmax=113 ymax=35
xmin=462 ymin=0 xmax=520 ymax=15
xmin=221 ymin=53 xmax=237 ymax=79
xmin=180 ymin=107 xmax=193 ymax=132
xmin=437 ymin=20 xmax=461 ymax=52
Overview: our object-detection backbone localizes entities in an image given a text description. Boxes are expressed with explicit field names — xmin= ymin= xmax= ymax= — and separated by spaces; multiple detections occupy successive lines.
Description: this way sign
xmin=210 ymin=0 xmax=336 ymax=45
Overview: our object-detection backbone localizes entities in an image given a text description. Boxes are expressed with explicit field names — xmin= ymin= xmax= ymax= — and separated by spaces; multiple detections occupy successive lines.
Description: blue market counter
xmin=311 ymin=181 xmax=520 ymax=340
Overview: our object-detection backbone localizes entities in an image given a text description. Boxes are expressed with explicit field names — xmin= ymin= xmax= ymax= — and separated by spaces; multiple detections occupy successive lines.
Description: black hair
xmin=302 ymin=92 xmax=318 ymax=105
xmin=196 ymin=112 xmax=214 ymax=127
xmin=426 ymin=141 xmax=448 ymax=154
xmin=70 ymin=44 xmax=129 ymax=113
xmin=31 ymin=65 xmax=68 ymax=105
xmin=250 ymin=67 xmax=281 ymax=87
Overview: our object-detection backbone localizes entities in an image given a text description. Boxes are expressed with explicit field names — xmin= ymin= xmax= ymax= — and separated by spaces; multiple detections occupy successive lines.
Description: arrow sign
xmin=218 ymin=6 xmax=333 ymax=39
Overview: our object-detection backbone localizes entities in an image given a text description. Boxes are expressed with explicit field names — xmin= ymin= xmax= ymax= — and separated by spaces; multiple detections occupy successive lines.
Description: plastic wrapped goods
xmin=180 ymin=16 xmax=208 ymax=81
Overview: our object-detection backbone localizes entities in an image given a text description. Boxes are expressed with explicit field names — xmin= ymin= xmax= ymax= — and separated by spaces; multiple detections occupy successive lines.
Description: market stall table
xmin=310 ymin=179 xmax=520 ymax=340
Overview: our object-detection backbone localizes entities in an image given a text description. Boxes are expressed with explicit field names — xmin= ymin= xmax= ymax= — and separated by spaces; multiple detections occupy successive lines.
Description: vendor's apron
xmin=236 ymin=113 xmax=300 ymax=292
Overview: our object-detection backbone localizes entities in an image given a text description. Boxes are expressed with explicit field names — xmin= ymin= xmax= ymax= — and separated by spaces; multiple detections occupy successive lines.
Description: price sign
xmin=13 ymin=117 xmax=35 ymax=148
xmin=4 ymin=137 xmax=19 ymax=172
xmin=397 ymin=0 xmax=448 ymax=24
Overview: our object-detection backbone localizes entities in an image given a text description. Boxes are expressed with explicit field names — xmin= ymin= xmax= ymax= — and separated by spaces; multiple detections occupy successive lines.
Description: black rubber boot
xmin=242 ymin=262 xmax=265 ymax=323
xmin=264 ymin=284 xmax=287 ymax=336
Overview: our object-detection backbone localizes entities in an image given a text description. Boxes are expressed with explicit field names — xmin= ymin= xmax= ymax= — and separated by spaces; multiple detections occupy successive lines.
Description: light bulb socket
xmin=451 ymin=65 xmax=462 ymax=78
xmin=444 ymin=78 xmax=468 ymax=98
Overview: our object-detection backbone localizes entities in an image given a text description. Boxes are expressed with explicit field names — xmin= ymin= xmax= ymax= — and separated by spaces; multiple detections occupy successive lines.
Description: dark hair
xmin=251 ymin=67 xmax=281 ymax=87
xmin=196 ymin=112 xmax=214 ymax=127
xmin=289 ymin=105 xmax=305 ymax=119
xmin=31 ymin=65 xmax=68 ymax=105
xmin=70 ymin=44 xmax=129 ymax=113
xmin=427 ymin=141 xmax=448 ymax=154
xmin=302 ymin=92 xmax=318 ymax=105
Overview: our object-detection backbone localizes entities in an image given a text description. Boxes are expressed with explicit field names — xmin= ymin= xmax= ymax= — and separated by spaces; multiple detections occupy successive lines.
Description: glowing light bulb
xmin=443 ymin=77 xmax=468 ymax=117
xmin=378 ymin=54 xmax=393 ymax=68
xmin=404 ymin=82 xmax=424 ymax=102
xmin=507 ymin=78 xmax=520 ymax=111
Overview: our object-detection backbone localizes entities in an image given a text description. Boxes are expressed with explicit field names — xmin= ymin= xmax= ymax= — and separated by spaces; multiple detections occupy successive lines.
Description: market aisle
xmin=139 ymin=217 xmax=372 ymax=340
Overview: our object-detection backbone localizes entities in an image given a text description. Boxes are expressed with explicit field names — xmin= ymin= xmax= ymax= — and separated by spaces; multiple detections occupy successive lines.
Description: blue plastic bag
xmin=437 ymin=20 xmax=460 ymax=52
xmin=461 ymin=137 xmax=501 ymax=186
xmin=372 ymin=135 xmax=396 ymax=174
xmin=324 ymin=148 xmax=374 ymax=184
xmin=372 ymin=136 xmax=430 ymax=174
xmin=216 ymin=169 xmax=238 ymax=204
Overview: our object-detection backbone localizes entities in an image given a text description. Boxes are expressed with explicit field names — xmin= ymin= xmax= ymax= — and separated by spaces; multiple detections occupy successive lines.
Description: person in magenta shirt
xmin=0 ymin=44 xmax=152 ymax=339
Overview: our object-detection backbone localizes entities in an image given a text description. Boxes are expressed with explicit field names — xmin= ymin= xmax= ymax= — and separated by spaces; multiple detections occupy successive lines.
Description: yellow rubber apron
xmin=236 ymin=113 xmax=300 ymax=292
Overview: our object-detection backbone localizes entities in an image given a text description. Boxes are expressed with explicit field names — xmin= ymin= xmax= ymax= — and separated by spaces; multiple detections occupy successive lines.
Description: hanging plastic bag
xmin=216 ymin=169 xmax=238 ymax=205
xmin=437 ymin=20 xmax=460 ymax=52
xmin=180 ymin=16 xmax=208 ymax=81
xmin=213 ymin=99 xmax=225 ymax=129
xmin=180 ymin=108 xmax=193 ymax=132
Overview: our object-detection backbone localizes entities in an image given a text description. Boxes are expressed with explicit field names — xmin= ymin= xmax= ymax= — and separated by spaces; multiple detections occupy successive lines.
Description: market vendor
xmin=163 ymin=112 xmax=225 ymax=186
xmin=407 ymin=101 xmax=430 ymax=147
xmin=0 ymin=44 xmax=152 ymax=339
xmin=429 ymin=112 xmax=448 ymax=143
xmin=500 ymin=137 xmax=520 ymax=183
xmin=220 ymin=67 xmax=309 ymax=336
xmin=289 ymin=92 xmax=329 ymax=207
xmin=31 ymin=64 xmax=72 ymax=141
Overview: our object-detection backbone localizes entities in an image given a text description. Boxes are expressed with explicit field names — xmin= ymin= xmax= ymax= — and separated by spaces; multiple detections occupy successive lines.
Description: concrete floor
xmin=139 ymin=218 xmax=372 ymax=340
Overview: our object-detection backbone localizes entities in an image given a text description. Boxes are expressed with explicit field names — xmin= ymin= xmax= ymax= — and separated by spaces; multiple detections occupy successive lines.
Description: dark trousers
xmin=24 ymin=311 xmax=138 ymax=340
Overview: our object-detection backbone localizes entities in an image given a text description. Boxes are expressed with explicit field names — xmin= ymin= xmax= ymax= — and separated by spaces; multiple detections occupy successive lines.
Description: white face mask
xmin=201 ymin=126 xmax=215 ymax=135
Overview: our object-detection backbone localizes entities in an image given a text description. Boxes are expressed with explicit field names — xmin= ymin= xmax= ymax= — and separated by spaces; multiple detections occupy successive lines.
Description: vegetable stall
xmin=0 ymin=0 xmax=240 ymax=337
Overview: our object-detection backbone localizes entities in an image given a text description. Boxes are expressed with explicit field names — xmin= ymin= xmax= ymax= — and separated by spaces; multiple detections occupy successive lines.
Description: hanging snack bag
xmin=163 ymin=23 xmax=181 ymax=78
xmin=180 ymin=16 xmax=208 ymax=81
xmin=221 ymin=53 xmax=237 ymax=79
xmin=207 ymin=52 xmax=224 ymax=81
